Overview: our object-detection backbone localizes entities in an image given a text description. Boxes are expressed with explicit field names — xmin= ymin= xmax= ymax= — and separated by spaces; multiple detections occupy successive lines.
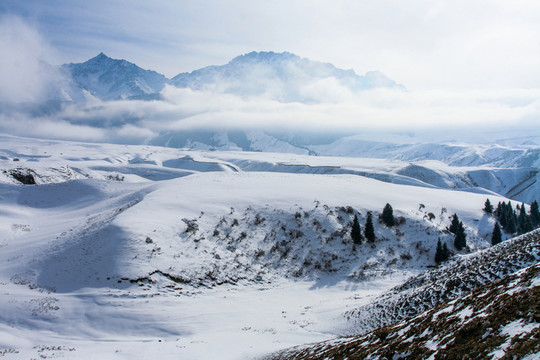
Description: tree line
xmin=349 ymin=199 xmax=539 ymax=266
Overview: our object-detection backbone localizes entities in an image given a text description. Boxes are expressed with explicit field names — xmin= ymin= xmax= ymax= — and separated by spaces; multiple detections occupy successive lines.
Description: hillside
xmin=343 ymin=229 xmax=540 ymax=335
xmin=1 ymin=135 xmax=537 ymax=204
xmin=268 ymin=230 xmax=540 ymax=360
xmin=1 ymin=136 xmax=530 ymax=359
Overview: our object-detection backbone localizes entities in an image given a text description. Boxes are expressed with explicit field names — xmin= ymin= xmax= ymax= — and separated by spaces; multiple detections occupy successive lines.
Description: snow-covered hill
xmin=268 ymin=234 xmax=540 ymax=359
xmin=2 ymin=135 xmax=537 ymax=204
xmin=342 ymin=229 xmax=540 ymax=336
xmin=2 ymin=136 xmax=535 ymax=359
xmin=311 ymin=136 xmax=540 ymax=167
xmin=147 ymin=131 xmax=540 ymax=204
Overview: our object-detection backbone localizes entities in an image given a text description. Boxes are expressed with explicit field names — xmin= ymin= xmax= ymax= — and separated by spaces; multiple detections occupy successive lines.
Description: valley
xmin=1 ymin=136 xmax=538 ymax=359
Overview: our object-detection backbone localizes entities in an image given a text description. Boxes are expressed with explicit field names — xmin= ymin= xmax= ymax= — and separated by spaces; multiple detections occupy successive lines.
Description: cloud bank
xmin=2 ymin=83 xmax=539 ymax=145
xmin=0 ymin=16 xmax=60 ymax=103
xmin=0 ymin=15 xmax=539 ymax=146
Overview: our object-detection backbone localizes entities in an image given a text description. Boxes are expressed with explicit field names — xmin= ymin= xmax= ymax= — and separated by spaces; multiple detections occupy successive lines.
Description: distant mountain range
xmin=57 ymin=51 xmax=403 ymax=103
xmin=2 ymin=51 xmax=539 ymax=204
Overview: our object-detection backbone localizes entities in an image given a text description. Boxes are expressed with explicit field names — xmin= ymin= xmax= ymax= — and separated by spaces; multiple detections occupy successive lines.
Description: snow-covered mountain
xmin=42 ymin=51 xmax=401 ymax=103
xmin=61 ymin=53 xmax=169 ymax=100
xmin=171 ymin=51 xmax=403 ymax=101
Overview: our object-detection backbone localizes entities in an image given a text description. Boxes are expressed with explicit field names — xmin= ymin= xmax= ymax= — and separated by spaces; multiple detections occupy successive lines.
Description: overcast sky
xmin=2 ymin=0 xmax=540 ymax=91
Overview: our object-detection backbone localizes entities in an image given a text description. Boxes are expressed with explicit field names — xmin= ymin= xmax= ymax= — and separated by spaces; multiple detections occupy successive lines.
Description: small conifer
xmin=381 ymin=203 xmax=395 ymax=227
xmin=491 ymin=222 xmax=502 ymax=246
xmin=364 ymin=212 xmax=376 ymax=243
xmin=351 ymin=214 xmax=363 ymax=245
xmin=483 ymin=198 xmax=493 ymax=214
xmin=530 ymin=200 xmax=540 ymax=227
xmin=448 ymin=213 xmax=460 ymax=234
xmin=435 ymin=239 xmax=450 ymax=264
xmin=454 ymin=222 xmax=467 ymax=251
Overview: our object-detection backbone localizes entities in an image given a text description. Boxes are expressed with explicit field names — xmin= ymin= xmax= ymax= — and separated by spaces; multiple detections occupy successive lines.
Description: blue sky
xmin=2 ymin=0 xmax=540 ymax=90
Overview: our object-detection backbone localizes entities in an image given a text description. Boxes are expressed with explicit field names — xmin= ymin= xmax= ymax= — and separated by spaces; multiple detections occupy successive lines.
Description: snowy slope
xmin=311 ymin=136 xmax=540 ymax=168
xmin=1 ymin=134 xmax=537 ymax=203
xmin=62 ymin=53 xmax=169 ymax=100
xmin=3 ymin=134 xmax=538 ymax=204
xmin=343 ymin=229 xmax=540 ymax=336
xmin=0 ymin=136 xmax=527 ymax=359
xmin=268 ymin=243 xmax=540 ymax=360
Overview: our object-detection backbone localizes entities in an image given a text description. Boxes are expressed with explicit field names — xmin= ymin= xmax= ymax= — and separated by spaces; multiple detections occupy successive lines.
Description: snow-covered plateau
xmin=0 ymin=135 xmax=538 ymax=359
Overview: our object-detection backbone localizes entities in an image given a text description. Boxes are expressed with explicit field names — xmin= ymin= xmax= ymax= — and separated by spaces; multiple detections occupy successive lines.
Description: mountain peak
xmin=172 ymin=51 xmax=403 ymax=101
xmin=62 ymin=53 xmax=168 ymax=101
xmin=230 ymin=51 xmax=299 ymax=64
xmin=87 ymin=52 xmax=114 ymax=63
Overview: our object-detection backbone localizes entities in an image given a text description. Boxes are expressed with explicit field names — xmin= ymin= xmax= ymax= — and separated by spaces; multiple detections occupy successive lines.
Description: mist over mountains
xmin=58 ymin=51 xmax=403 ymax=103
xmin=1 ymin=51 xmax=539 ymax=166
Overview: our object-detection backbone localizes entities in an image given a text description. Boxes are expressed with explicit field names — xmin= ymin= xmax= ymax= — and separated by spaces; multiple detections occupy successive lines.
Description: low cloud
xmin=0 ymin=16 xmax=60 ymax=103
xmin=6 ymin=85 xmax=537 ymax=144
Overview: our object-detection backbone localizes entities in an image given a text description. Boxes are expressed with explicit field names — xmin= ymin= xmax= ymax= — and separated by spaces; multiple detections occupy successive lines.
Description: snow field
xmin=0 ymin=136 xmax=525 ymax=359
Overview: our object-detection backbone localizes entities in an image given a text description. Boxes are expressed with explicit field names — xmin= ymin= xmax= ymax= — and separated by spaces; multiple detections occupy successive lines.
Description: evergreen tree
xmin=364 ymin=212 xmax=376 ymax=243
xmin=496 ymin=202 xmax=507 ymax=228
xmin=454 ymin=222 xmax=467 ymax=251
xmin=381 ymin=203 xmax=396 ymax=227
xmin=495 ymin=201 xmax=518 ymax=234
xmin=435 ymin=239 xmax=450 ymax=264
xmin=435 ymin=239 xmax=444 ymax=264
xmin=351 ymin=214 xmax=363 ymax=245
xmin=442 ymin=242 xmax=450 ymax=260
xmin=505 ymin=209 xmax=517 ymax=234
xmin=530 ymin=200 xmax=540 ymax=227
xmin=448 ymin=213 xmax=460 ymax=234
xmin=491 ymin=222 xmax=502 ymax=246
xmin=517 ymin=203 xmax=533 ymax=234
xmin=483 ymin=198 xmax=493 ymax=215
xmin=381 ymin=203 xmax=395 ymax=227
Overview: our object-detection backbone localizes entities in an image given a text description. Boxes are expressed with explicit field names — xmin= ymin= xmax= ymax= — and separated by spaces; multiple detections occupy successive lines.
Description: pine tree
xmin=454 ymin=222 xmax=467 ymax=251
xmin=496 ymin=201 xmax=518 ymax=234
xmin=448 ymin=213 xmax=460 ymax=234
xmin=442 ymin=242 xmax=450 ymax=261
xmin=491 ymin=222 xmax=502 ymax=246
xmin=505 ymin=209 xmax=517 ymax=234
xmin=381 ymin=203 xmax=395 ymax=227
xmin=530 ymin=200 xmax=540 ymax=227
xmin=483 ymin=198 xmax=493 ymax=215
xmin=435 ymin=239 xmax=444 ymax=264
xmin=364 ymin=212 xmax=376 ymax=243
xmin=351 ymin=214 xmax=363 ymax=245
xmin=435 ymin=239 xmax=450 ymax=264
xmin=517 ymin=203 xmax=533 ymax=234
xmin=496 ymin=202 xmax=507 ymax=228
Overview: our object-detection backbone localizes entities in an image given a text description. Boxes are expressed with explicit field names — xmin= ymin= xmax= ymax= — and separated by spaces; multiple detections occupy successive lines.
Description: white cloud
xmin=0 ymin=113 xmax=107 ymax=141
xmin=0 ymin=16 xmax=60 ymax=103
xmin=10 ymin=86 xmax=535 ymax=138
